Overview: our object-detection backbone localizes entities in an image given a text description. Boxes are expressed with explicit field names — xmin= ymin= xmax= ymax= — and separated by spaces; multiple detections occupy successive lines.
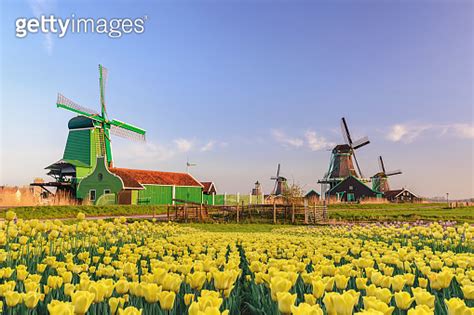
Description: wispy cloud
xmin=174 ymin=138 xmax=193 ymax=152
xmin=271 ymin=129 xmax=304 ymax=148
xmin=304 ymin=130 xmax=335 ymax=151
xmin=387 ymin=122 xmax=474 ymax=143
xmin=28 ymin=0 xmax=56 ymax=55
xmin=272 ymin=129 xmax=334 ymax=151
xmin=201 ymin=140 xmax=216 ymax=152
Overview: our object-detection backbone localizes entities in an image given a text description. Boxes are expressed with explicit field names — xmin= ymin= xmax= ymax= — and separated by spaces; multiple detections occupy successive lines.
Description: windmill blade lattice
xmin=110 ymin=125 xmax=146 ymax=142
xmin=57 ymin=93 xmax=100 ymax=117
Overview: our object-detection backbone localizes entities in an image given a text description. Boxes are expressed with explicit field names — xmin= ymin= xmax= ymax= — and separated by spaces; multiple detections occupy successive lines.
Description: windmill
xmin=56 ymin=64 xmax=146 ymax=168
xmin=372 ymin=156 xmax=402 ymax=193
xmin=270 ymin=163 xmax=288 ymax=195
xmin=319 ymin=117 xmax=370 ymax=189
xmin=186 ymin=158 xmax=197 ymax=173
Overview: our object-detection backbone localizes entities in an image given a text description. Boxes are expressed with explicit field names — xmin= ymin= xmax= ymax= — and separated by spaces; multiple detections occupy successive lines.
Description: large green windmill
xmin=56 ymin=64 xmax=146 ymax=170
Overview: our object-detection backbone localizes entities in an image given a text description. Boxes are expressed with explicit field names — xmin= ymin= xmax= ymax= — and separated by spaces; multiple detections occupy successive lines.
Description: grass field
xmin=2 ymin=202 xmax=473 ymax=223
xmin=327 ymin=203 xmax=474 ymax=222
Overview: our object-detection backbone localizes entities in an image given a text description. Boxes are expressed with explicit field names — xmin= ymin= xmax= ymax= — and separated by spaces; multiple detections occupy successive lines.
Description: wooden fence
xmin=165 ymin=200 xmax=328 ymax=224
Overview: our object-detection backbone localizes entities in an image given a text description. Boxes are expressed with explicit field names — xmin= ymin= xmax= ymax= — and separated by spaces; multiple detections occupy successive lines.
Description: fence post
xmin=313 ymin=202 xmax=317 ymax=222
xmin=273 ymin=201 xmax=276 ymax=224
xmin=304 ymin=199 xmax=308 ymax=224
xmin=236 ymin=203 xmax=240 ymax=223
xmin=167 ymin=205 xmax=170 ymax=221
xmin=184 ymin=204 xmax=188 ymax=223
xmin=291 ymin=203 xmax=295 ymax=224
xmin=200 ymin=204 xmax=203 ymax=222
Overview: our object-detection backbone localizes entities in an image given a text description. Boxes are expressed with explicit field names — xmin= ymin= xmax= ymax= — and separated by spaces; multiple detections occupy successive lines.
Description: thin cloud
xmin=174 ymin=138 xmax=193 ymax=152
xmin=387 ymin=122 xmax=474 ymax=143
xmin=271 ymin=129 xmax=304 ymax=148
xmin=272 ymin=129 xmax=334 ymax=151
xmin=305 ymin=130 xmax=335 ymax=151
xmin=201 ymin=140 xmax=216 ymax=152
xmin=28 ymin=0 xmax=56 ymax=55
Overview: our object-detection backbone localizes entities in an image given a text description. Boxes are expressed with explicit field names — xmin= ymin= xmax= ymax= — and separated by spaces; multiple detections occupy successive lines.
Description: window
xmin=347 ymin=193 xmax=355 ymax=201
xmin=89 ymin=190 xmax=96 ymax=201
xmin=349 ymin=186 xmax=353 ymax=190
xmin=104 ymin=189 xmax=111 ymax=194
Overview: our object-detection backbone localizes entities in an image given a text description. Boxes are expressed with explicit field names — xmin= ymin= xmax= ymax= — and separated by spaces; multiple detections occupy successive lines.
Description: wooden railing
xmin=165 ymin=200 xmax=327 ymax=224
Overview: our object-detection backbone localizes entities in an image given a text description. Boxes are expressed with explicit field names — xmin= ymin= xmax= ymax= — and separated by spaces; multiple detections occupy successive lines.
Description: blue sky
xmin=1 ymin=0 xmax=473 ymax=199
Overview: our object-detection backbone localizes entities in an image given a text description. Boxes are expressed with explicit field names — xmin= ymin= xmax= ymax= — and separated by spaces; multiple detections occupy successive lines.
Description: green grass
xmin=327 ymin=203 xmax=474 ymax=222
xmin=2 ymin=202 xmax=473 ymax=223
xmin=0 ymin=205 xmax=168 ymax=220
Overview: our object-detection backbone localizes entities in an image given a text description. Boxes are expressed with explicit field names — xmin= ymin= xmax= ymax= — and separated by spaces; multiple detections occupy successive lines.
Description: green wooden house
xmin=74 ymin=157 xmax=204 ymax=205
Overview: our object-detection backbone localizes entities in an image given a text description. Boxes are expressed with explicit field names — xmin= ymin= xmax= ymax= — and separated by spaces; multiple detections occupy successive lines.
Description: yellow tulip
xmin=187 ymin=272 xmax=207 ymax=290
xmin=428 ymin=270 xmax=453 ymax=290
xmin=363 ymin=296 xmax=394 ymax=315
xmin=109 ymin=297 xmax=125 ymax=314
xmin=5 ymin=210 xmax=16 ymax=221
xmin=445 ymin=298 xmax=468 ymax=315
xmin=158 ymin=291 xmax=175 ymax=310
xmin=115 ymin=279 xmax=130 ymax=295
xmin=374 ymin=288 xmax=392 ymax=304
xmin=407 ymin=305 xmax=434 ymax=315
xmin=23 ymin=291 xmax=41 ymax=309
xmin=88 ymin=282 xmax=108 ymax=303
xmin=212 ymin=270 xmax=234 ymax=291
xmin=16 ymin=267 xmax=29 ymax=281
xmin=304 ymin=294 xmax=316 ymax=305
xmin=47 ymin=300 xmax=75 ymax=315
xmin=62 ymin=271 xmax=73 ymax=284
xmin=394 ymin=291 xmax=415 ymax=310
xmin=418 ymin=278 xmax=428 ymax=288
xmin=24 ymin=280 xmax=39 ymax=293
xmin=47 ymin=276 xmax=64 ymax=289
xmin=118 ymin=306 xmax=143 ymax=315
xmin=391 ymin=275 xmax=406 ymax=292
xmin=462 ymin=285 xmax=474 ymax=300
xmin=142 ymin=283 xmax=161 ymax=303
xmin=335 ymin=274 xmax=349 ymax=290
xmin=276 ymin=292 xmax=297 ymax=314
xmin=77 ymin=212 xmax=86 ymax=220
xmin=311 ymin=280 xmax=325 ymax=298
xmin=290 ymin=302 xmax=323 ymax=315
xmin=323 ymin=291 xmax=359 ymax=315
xmin=162 ymin=273 xmax=182 ymax=293
xmin=355 ymin=310 xmax=385 ymax=315
xmin=5 ymin=291 xmax=22 ymax=307
xmin=412 ymin=288 xmax=435 ymax=309
xmin=184 ymin=293 xmax=195 ymax=306
xmin=356 ymin=278 xmax=368 ymax=290
xmin=71 ymin=290 xmax=95 ymax=315
xmin=270 ymin=276 xmax=293 ymax=301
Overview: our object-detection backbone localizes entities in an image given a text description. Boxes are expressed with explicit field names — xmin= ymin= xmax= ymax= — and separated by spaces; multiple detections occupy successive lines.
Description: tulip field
xmin=0 ymin=210 xmax=473 ymax=314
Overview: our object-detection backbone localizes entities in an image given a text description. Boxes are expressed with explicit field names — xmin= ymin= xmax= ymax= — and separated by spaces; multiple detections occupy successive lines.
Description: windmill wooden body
xmin=371 ymin=156 xmax=402 ymax=193
xmin=271 ymin=164 xmax=288 ymax=196
xmin=319 ymin=117 xmax=370 ymax=189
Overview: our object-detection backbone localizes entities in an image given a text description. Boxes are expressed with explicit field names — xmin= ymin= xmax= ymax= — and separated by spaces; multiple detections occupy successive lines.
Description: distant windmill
xmin=270 ymin=163 xmax=288 ymax=196
xmin=319 ymin=117 xmax=370 ymax=189
xmin=372 ymin=156 xmax=402 ymax=193
xmin=186 ymin=158 xmax=197 ymax=173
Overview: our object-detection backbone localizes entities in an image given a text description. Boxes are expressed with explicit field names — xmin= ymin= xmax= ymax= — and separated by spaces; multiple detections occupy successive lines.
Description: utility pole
xmin=446 ymin=192 xmax=449 ymax=208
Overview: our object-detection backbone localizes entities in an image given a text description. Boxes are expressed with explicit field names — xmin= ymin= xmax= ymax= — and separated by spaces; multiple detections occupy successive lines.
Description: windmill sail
xmin=57 ymin=94 xmax=100 ymax=118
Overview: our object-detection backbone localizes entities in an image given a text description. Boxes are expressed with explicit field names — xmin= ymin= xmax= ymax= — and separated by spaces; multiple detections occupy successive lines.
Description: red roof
xmin=201 ymin=182 xmax=216 ymax=194
xmin=109 ymin=168 xmax=203 ymax=188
